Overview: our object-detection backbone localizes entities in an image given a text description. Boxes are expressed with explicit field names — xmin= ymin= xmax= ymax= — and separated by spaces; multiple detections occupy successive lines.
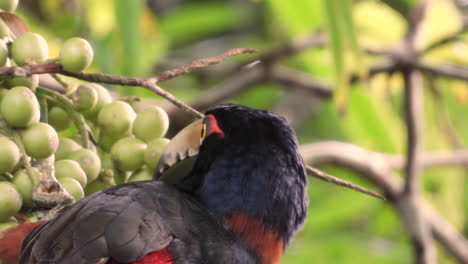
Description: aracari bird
xmin=1 ymin=104 xmax=308 ymax=264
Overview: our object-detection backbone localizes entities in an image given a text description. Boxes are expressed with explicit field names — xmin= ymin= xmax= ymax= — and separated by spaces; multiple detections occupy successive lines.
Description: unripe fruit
xmin=11 ymin=32 xmax=48 ymax=66
xmin=48 ymin=107 xmax=71 ymax=131
xmin=133 ymin=106 xmax=169 ymax=143
xmin=98 ymin=133 xmax=121 ymax=152
xmin=0 ymin=0 xmax=18 ymax=12
xmin=12 ymin=168 xmax=41 ymax=208
xmin=59 ymin=37 xmax=94 ymax=72
xmin=21 ymin=122 xmax=59 ymax=159
xmin=144 ymin=138 xmax=170 ymax=171
xmin=58 ymin=177 xmax=84 ymax=201
xmin=55 ymin=137 xmax=81 ymax=160
xmin=5 ymin=75 xmax=39 ymax=90
xmin=84 ymin=178 xmax=113 ymax=196
xmin=71 ymin=84 xmax=98 ymax=112
xmin=0 ymin=40 xmax=7 ymax=66
xmin=83 ymin=84 xmax=112 ymax=120
xmin=1 ymin=86 xmax=40 ymax=128
xmin=111 ymin=136 xmax=147 ymax=171
xmin=0 ymin=136 xmax=20 ymax=174
xmin=55 ymin=160 xmax=87 ymax=187
xmin=67 ymin=148 xmax=101 ymax=182
xmin=0 ymin=182 xmax=22 ymax=221
xmin=0 ymin=18 xmax=11 ymax=38
xmin=128 ymin=168 xmax=152 ymax=182
xmin=97 ymin=101 xmax=136 ymax=138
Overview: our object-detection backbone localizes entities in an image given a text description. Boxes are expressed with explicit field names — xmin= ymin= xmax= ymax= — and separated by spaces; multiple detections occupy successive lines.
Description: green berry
xmin=83 ymin=84 xmax=112 ymax=120
xmin=1 ymin=86 xmax=40 ymax=128
xmin=0 ymin=182 xmax=22 ymax=221
xmin=5 ymin=75 xmax=39 ymax=90
xmin=55 ymin=160 xmax=87 ymax=187
xmin=12 ymin=168 xmax=41 ymax=208
xmin=0 ymin=0 xmax=18 ymax=12
xmin=97 ymin=101 xmax=136 ymax=138
xmin=0 ymin=136 xmax=20 ymax=174
xmin=55 ymin=137 xmax=81 ymax=161
xmin=58 ymin=177 xmax=84 ymax=201
xmin=133 ymin=106 xmax=169 ymax=143
xmin=128 ymin=168 xmax=152 ymax=182
xmin=48 ymin=107 xmax=71 ymax=131
xmin=111 ymin=136 xmax=147 ymax=171
xmin=71 ymin=84 xmax=98 ymax=112
xmin=11 ymin=32 xmax=48 ymax=66
xmin=144 ymin=138 xmax=170 ymax=171
xmin=21 ymin=122 xmax=59 ymax=159
xmin=60 ymin=37 xmax=94 ymax=72
xmin=67 ymin=148 xmax=101 ymax=183
xmin=0 ymin=40 xmax=7 ymax=66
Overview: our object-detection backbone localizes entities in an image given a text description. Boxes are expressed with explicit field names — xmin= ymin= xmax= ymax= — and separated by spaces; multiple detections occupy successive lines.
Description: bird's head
xmin=155 ymin=104 xmax=307 ymax=264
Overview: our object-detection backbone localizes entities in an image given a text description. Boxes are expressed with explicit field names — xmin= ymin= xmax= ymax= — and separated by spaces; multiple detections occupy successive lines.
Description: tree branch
xmin=300 ymin=141 xmax=468 ymax=264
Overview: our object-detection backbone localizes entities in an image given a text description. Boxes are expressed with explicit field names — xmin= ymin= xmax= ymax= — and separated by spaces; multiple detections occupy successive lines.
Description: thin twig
xmin=306 ymin=165 xmax=386 ymax=200
xmin=155 ymin=48 xmax=257 ymax=82
xmin=0 ymin=48 xmax=257 ymax=119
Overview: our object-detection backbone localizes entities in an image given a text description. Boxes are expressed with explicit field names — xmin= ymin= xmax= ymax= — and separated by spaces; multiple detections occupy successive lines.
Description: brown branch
xmin=398 ymin=1 xmax=436 ymax=263
xmin=306 ymin=165 xmax=386 ymax=200
xmin=156 ymin=48 xmax=257 ymax=82
xmin=300 ymin=141 xmax=468 ymax=264
xmin=423 ymin=25 xmax=468 ymax=54
xmin=386 ymin=149 xmax=468 ymax=169
xmin=402 ymin=69 xmax=424 ymax=195
xmin=0 ymin=48 xmax=257 ymax=119
xmin=414 ymin=63 xmax=468 ymax=81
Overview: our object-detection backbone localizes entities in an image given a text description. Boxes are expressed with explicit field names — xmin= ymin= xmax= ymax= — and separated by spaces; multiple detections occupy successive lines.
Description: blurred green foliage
xmin=17 ymin=0 xmax=467 ymax=263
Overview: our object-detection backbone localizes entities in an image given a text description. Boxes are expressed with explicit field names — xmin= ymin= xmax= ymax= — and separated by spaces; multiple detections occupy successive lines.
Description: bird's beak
xmin=154 ymin=119 xmax=203 ymax=184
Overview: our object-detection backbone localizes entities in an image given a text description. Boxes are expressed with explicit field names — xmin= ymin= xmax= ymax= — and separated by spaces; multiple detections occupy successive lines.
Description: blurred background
xmin=16 ymin=0 xmax=468 ymax=263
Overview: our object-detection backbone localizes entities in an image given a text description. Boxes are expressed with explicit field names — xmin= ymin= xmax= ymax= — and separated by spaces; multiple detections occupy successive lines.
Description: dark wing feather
xmin=20 ymin=181 xmax=260 ymax=264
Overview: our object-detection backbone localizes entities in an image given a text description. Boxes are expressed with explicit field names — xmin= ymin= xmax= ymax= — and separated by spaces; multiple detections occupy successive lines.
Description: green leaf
xmin=114 ymin=0 xmax=143 ymax=77
xmin=324 ymin=0 xmax=348 ymax=113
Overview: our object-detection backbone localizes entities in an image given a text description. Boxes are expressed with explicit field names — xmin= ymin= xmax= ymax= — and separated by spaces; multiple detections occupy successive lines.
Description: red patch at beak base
xmin=205 ymin=114 xmax=224 ymax=137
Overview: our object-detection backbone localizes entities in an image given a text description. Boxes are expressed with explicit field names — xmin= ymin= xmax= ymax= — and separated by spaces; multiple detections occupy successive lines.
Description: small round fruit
xmin=111 ymin=137 xmax=147 ymax=171
xmin=48 ymin=107 xmax=71 ymax=131
xmin=11 ymin=32 xmax=48 ymax=66
xmin=144 ymin=138 xmax=170 ymax=171
xmin=98 ymin=133 xmax=121 ymax=152
xmin=84 ymin=178 xmax=113 ymax=196
xmin=67 ymin=148 xmax=101 ymax=182
xmin=58 ymin=177 xmax=84 ymax=201
xmin=128 ymin=168 xmax=152 ymax=182
xmin=0 ymin=182 xmax=22 ymax=221
xmin=133 ymin=106 xmax=169 ymax=143
xmin=59 ymin=37 xmax=94 ymax=72
xmin=21 ymin=122 xmax=59 ymax=159
xmin=5 ymin=75 xmax=39 ymax=90
xmin=1 ymin=86 xmax=40 ymax=128
xmin=0 ymin=136 xmax=20 ymax=174
xmin=0 ymin=40 xmax=7 ymax=66
xmin=0 ymin=0 xmax=18 ymax=12
xmin=12 ymin=168 xmax=41 ymax=208
xmin=55 ymin=137 xmax=81 ymax=160
xmin=55 ymin=160 xmax=87 ymax=187
xmin=83 ymin=84 xmax=112 ymax=120
xmin=0 ymin=18 xmax=11 ymax=38
xmin=71 ymin=84 xmax=98 ymax=112
xmin=97 ymin=101 xmax=136 ymax=138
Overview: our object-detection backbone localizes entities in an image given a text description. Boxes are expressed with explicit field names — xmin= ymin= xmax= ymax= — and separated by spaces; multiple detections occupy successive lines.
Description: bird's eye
xmin=201 ymin=123 xmax=207 ymax=140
